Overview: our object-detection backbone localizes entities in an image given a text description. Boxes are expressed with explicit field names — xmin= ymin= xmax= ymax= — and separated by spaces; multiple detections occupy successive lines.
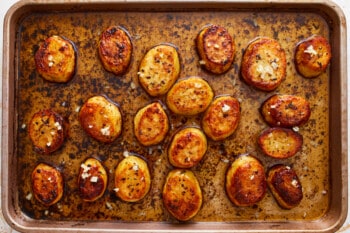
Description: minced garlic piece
xmin=221 ymin=104 xmax=231 ymax=113
xmin=90 ymin=176 xmax=98 ymax=183
xmin=100 ymin=125 xmax=110 ymax=136
xmin=304 ymin=45 xmax=318 ymax=56
xmin=54 ymin=122 xmax=62 ymax=131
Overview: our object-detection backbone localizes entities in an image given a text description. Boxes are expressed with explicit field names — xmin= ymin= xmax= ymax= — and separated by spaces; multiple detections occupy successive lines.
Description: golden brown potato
xmin=114 ymin=155 xmax=151 ymax=202
xmin=258 ymin=127 xmax=303 ymax=159
xmin=31 ymin=163 xmax=64 ymax=206
xmin=202 ymin=96 xmax=240 ymax=141
xmin=98 ymin=26 xmax=133 ymax=75
xmin=78 ymin=157 xmax=108 ymax=202
xmin=166 ymin=76 xmax=214 ymax=115
xmin=163 ymin=169 xmax=202 ymax=221
xmin=138 ymin=44 xmax=180 ymax=96
xmin=28 ymin=109 xmax=65 ymax=155
xmin=241 ymin=37 xmax=286 ymax=91
xmin=79 ymin=95 xmax=122 ymax=143
xmin=295 ymin=35 xmax=331 ymax=78
xmin=134 ymin=102 xmax=169 ymax=146
xmin=168 ymin=127 xmax=207 ymax=168
xmin=196 ymin=24 xmax=235 ymax=74
xmin=267 ymin=164 xmax=303 ymax=209
xmin=34 ymin=35 xmax=76 ymax=83
xmin=225 ymin=154 xmax=267 ymax=207
xmin=260 ymin=94 xmax=311 ymax=128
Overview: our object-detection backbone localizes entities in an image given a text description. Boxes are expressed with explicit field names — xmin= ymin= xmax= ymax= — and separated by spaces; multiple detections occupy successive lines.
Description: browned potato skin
xmin=168 ymin=127 xmax=207 ymax=168
xmin=166 ymin=77 xmax=214 ymax=115
xmin=114 ymin=155 xmax=151 ymax=202
xmin=31 ymin=163 xmax=64 ymax=206
xmin=28 ymin=109 xmax=65 ymax=155
xmin=196 ymin=24 xmax=235 ymax=74
xmin=225 ymin=154 xmax=267 ymax=207
xmin=79 ymin=96 xmax=122 ymax=143
xmin=267 ymin=164 xmax=303 ymax=209
xmin=134 ymin=102 xmax=169 ymax=146
xmin=35 ymin=35 xmax=76 ymax=83
xmin=258 ymin=127 xmax=303 ymax=159
xmin=260 ymin=94 xmax=311 ymax=128
xmin=295 ymin=35 xmax=331 ymax=78
xmin=98 ymin=26 xmax=132 ymax=75
xmin=163 ymin=169 xmax=202 ymax=221
xmin=241 ymin=37 xmax=286 ymax=91
xmin=138 ymin=44 xmax=180 ymax=96
xmin=78 ymin=158 xmax=108 ymax=202
xmin=202 ymin=96 xmax=240 ymax=141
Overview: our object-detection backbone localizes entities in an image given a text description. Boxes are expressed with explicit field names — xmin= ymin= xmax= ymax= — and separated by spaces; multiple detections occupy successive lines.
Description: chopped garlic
xmin=90 ymin=176 xmax=98 ymax=183
xmin=133 ymin=164 xmax=139 ymax=171
xmin=54 ymin=122 xmax=62 ymax=130
xmin=199 ymin=60 xmax=206 ymax=65
xmin=321 ymin=190 xmax=327 ymax=195
xmin=48 ymin=61 xmax=54 ymax=67
xmin=137 ymin=71 xmax=144 ymax=78
xmin=106 ymin=202 xmax=113 ymax=210
xmin=250 ymin=175 xmax=255 ymax=180
xmin=26 ymin=192 xmax=32 ymax=200
xmin=304 ymin=45 xmax=318 ymax=56
xmin=194 ymin=83 xmax=202 ymax=88
xmin=88 ymin=125 xmax=93 ymax=128
xmin=50 ymin=131 xmax=56 ymax=135
xmin=221 ymin=158 xmax=230 ymax=163
xmin=46 ymin=141 xmax=51 ymax=147
xmin=271 ymin=61 xmax=279 ymax=70
xmin=114 ymin=187 xmax=120 ymax=193
xmin=130 ymin=81 xmax=136 ymax=89
xmin=257 ymin=63 xmax=274 ymax=80
xmin=100 ymin=125 xmax=110 ymax=136
xmin=292 ymin=126 xmax=300 ymax=132
xmin=291 ymin=179 xmax=298 ymax=187
xmin=221 ymin=104 xmax=231 ymax=113
xmin=48 ymin=55 xmax=53 ymax=61
xmin=75 ymin=106 xmax=81 ymax=112
xmin=214 ymin=44 xmax=220 ymax=49
xmin=123 ymin=151 xmax=129 ymax=157
xmin=21 ymin=124 xmax=26 ymax=129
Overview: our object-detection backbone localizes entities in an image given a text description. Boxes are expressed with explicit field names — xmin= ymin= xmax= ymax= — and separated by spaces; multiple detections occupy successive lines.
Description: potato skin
xmin=295 ymin=35 xmax=331 ymax=78
xmin=163 ymin=169 xmax=202 ymax=221
xmin=79 ymin=95 xmax=122 ymax=143
xmin=166 ymin=77 xmax=214 ymax=115
xmin=202 ymin=96 xmax=240 ymax=141
xmin=196 ymin=24 xmax=235 ymax=74
xmin=28 ymin=109 xmax=65 ymax=155
xmin=267 ymin=164 xmax=303 ymax=209
xmin=31 ymin=163 xmax=64 ymax=206
xmin=241 ymin=37 xmax=286 ymax=91
xmin=78 ymin=158 xmax=108 ymax=202
xmin=34 ymin=35 xmax=76 ymax=83
xmin=138 ymin=44 xmax=180 ymax=96
xmin=168 ymin=127 xmax=207 ymax=168
xmin=225 ymin=154 xmax=267 ymax=207
xmin=260 ymin=94 xmax=311 ymax=127
xmin=114 ymin=155 xmax=151 ymax=202
xmin=98 ymin=26 xmax=132 ymax=75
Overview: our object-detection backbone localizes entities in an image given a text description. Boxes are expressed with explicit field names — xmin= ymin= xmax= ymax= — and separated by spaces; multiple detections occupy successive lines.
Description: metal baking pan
xmin=2 ymin=0 xmax=347 ymax=232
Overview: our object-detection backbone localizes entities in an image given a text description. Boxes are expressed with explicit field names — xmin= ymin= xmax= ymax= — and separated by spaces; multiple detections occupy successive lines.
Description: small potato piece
xmin=114 ymin=155 xmax=151 ymax=202
xmin=241 ymin=37 xmax=286 ymax=91
xmin=134 ymin=102 xmax=169 ymax=146
xmin=295 ymin=35 xmax=331 ymax=78
xmin=78 ymin=158 xmax=108 ymax=202
xmin=168 ymin=127 xmax=207 ymax=168
xmin=138 ymin=44 xmax=180 ymax=96
xmin=34 ymin=35 xmax=76 ymax=83
xmin=31 ymin=163 xmax=64 ymax=206
xmin=258 ymin=127 xmax=303 ymax=159
xmin=196 ymin=24 xmax=235 ymax=74
xmin=202 ymin=96 xmax=240 ymax=141
xmin=163 ymin=169 xmax=202 ymax=221
xmin=267 ymin=164 xmax=303 ymax=209
xmin=260 ymin=94 xmax=311 ymax=128
xmin=98 ymin=26 xmax=132 ymax=75
xmin=166 ymin=77 xmax=214 ymax=115
xmin=225 ymin=154 xmax=267 ymax=207
xmin=28 ymin=109 xmax=65 ymax=155
xmin=79 ymin=96 xmax=122 ymax=143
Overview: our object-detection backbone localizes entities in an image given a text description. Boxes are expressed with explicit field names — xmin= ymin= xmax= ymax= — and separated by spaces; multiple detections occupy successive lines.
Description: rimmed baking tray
xmin=2 ymin=0 xmax=348 ymax=232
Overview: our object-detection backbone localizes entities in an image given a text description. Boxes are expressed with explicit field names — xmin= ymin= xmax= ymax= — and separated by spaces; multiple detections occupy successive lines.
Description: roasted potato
xmin=78 ymin=157 xmax=108 ymax=202
xmin=28 ymin=109 xmax=65 ymax=155
xmin=163 ymin=169 xmax=202 ymax=221
xmin=114 ymin=155 xmax=151 ymax=202
xmin=98 ymin=26 xmax=133 ymax=75
xmin=31 ymin=163 xmax=64 ymax=206
xmin=34 ymin=35 xmax=76 ymax=83
xmin=241 ymin=37 xmax=286 ymax=91
xmin=79 ymin=95 xmax=122 ymax=143
xmin=134 ymin=102 xmax=169 ymax=146
xmin=260 ymin=94 xmax=311 ymax=128
xmin=267 ymin=164 xmax=303 ymax=209
xmin=196 ymin=24 xmax=235 ymax=74
xmin=225 ymin=154 xmax=267 ymax=207
xmin=258 ymin=127 xmax=303 ymax=159
xmin=168 ymin=127 xmax=207 ymax=168
xmin=166 ymin=76 xmax=214 ymax=115
xmin=138 ymin=44 xmax=180 ymax=96
xmin=295 ymin=35 xmax=332 ymax=78
xmin=202 ymin=96 xmax=240 ymax=141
